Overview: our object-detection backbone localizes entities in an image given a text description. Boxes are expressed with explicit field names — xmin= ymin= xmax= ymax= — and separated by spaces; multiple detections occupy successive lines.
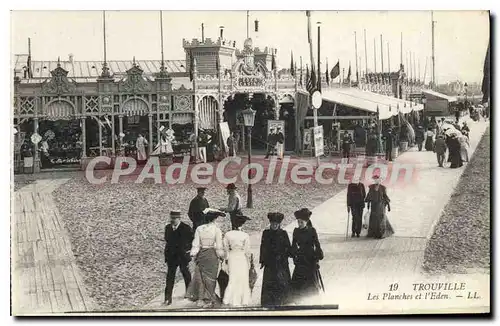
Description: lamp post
xmin=241 ymin=106 xmax=256 ymax=209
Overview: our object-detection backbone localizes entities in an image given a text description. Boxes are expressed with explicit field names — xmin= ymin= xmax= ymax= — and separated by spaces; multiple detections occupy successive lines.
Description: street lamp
xmin=241 ymin=106 xmax=256 ymax=209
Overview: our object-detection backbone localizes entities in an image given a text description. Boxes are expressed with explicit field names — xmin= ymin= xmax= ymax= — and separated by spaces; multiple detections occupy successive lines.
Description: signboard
xmin=303 ymin=128 xmax=313 ymax=151
xmin=313 ymin=126 xmax=324 ymax=157
xmin=267 ymin=120 xmax=285 ymax=139
xmin=219 ymin=122 xmax=231 ymax=154
xmin=31 ymin=133 xmax=42 ymax=145
xmin=267 ymin=120 xmax=285 ymax=157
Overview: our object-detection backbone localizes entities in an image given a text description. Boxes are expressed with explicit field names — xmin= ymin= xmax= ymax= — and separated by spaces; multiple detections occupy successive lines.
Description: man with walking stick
xmin=347 ymin=181 xmax=366 ymax=238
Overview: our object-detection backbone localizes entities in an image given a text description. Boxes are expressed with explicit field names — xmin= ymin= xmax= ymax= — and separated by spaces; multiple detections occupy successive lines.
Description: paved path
xmin=143 ymin=116 xmax=489 ymax=310
xmin=12 ymin=179 xmax=95 ymax=315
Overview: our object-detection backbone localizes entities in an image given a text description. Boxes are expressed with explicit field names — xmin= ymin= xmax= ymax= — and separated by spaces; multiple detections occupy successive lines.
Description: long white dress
xmin=222 ymin=229 xmax=252 ymax=306
xmin=136 ymin=136 xmax=148 ymax=161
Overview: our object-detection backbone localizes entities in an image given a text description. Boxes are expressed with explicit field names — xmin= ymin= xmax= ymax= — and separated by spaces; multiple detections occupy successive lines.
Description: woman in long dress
xmin=185 ymin=209 xmax=225 ymax=307
xmin=448 ymin=134 xmax=464 ymax=169
xmin=289 ymin=208 xmax=324 ymax=303
xmin=458 ymin=134 xmax=469 ymax=163
xmin=222 ymin=214 xmax=252 ymax=306
xmin=424 ymin=128 xmax=435 ymax=151
xmin=365 ymin=175 xmax=394 ymax=239
xmin=260 ymin=212 xmax=292 ymax=307
xmin=136 ymin=134 xmax=148 ymax=163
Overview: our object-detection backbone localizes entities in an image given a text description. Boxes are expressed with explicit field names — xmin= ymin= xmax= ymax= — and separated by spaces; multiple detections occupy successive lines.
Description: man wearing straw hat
xmin=164 ymin=210 xmax=193 ymax=305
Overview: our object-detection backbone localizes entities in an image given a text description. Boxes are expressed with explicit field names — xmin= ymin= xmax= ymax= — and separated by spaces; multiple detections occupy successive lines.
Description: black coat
xmin=347 ymin=182 xmax=366 ymax=208
xmin=164 ymin=222 xmax=193 ymax=265
xmin=260 ymin=228 xmax=292 ymax=306
xmin=188 ymin=196 xmax=209 ymax=227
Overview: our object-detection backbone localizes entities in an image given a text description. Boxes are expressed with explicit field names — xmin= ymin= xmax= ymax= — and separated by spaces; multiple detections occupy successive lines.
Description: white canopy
xmin=321 ymin=88 xmax=424 ymax=120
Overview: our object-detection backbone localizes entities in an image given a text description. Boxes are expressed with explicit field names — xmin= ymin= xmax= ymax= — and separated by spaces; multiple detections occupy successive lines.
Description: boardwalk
xmin=12 ymin=179 xmax=95 ymax=315
xmin=143 ymin=117 xmax=490 ymax=312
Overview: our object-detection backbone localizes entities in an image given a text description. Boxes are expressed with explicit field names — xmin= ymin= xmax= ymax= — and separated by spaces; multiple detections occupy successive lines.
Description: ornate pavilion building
xmin=13 ymin=33 xmax=427 ymax=173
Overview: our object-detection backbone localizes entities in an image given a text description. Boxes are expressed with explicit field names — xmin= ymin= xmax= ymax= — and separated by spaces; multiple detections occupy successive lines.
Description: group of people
xmin=347 ymin=174 xmax=394 ymax=239
xmin=415 ymin=117 xmax=471 ymax=169
xmin=164 ymin=185 xmax=325 ymax=308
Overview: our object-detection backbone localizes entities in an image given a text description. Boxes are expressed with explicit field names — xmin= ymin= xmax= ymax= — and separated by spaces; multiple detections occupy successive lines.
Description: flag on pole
xmin=216 ymin=55 xmax=220 ymax=77
xmin=189 ymin=50 xmax=194 ymax=81
xmin=330 ymin=60 xmax=340 ymax=80
xmin=326 ymin=59 xmax=330 ymax=86
xmin=305 ymin=64 xmax=309 ymax=88
xmin=307 ymin=65 xmax=317 ymax=95
xmin=300 ymin=56 xmax=303 ymax=86
xmin=290 ymin=51 xmax=294 ymax=77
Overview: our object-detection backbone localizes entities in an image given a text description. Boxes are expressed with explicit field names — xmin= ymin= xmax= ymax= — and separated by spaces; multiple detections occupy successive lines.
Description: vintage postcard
xmin=10 ymin=10 xmax=490 ymax=316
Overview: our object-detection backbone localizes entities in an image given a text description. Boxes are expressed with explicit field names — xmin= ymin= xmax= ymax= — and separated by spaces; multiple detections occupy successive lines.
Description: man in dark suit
xmin=382 ymin=128 xmax=394 ymax=161
xmin=347 ymin=182 xmax=366 ymax=237
xmin=188 ymin=187 xmax=209 ymax=231
xmin=164 ymin=210 xmax=193 ymax=305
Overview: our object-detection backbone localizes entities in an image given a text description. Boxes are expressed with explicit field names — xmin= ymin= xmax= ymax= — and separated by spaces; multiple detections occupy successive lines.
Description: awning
xmin=172 ymin=112 xmax=193 ymax=125
xmin=122 ymin=98 xmax=149 ymax=116
xmin=44 ymin=100 xmax=75 ymax=120
xmin=422 ymin=89 xmax=458 ymax=102
xmin=321 ymin=88 xmax=423 ymax=120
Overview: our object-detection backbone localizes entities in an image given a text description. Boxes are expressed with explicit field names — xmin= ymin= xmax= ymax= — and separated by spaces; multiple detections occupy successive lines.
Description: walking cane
xmin=345 ymin=210 xmax=350 ymax=240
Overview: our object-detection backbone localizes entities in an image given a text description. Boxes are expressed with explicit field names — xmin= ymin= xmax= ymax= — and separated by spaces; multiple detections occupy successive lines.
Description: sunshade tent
xmin=321 ymin=88 xmax=424 ymax=120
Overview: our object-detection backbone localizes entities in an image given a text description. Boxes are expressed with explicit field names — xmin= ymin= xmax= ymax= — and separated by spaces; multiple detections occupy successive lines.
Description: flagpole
xmin=354 ymin=31 xmax=359 ymax=83
xmin=160 ymin=11 xmax=165 ymax=71
xmin=380 ymin=34 xmax=384 ymax=73
xmin=306 ymin=11 xmax=315 ymax=72
xmin=387 ymin=42 xmax=390 ymax=73
xmin=364 ymin=29 xmax=368 ymax=74
xmin=317 ymin=22 xmax=321 ymax=92
xmin=373 ymin=38 xmax=377 ymax=73
xmin=400 ymin=32 xmax=403 ymax=66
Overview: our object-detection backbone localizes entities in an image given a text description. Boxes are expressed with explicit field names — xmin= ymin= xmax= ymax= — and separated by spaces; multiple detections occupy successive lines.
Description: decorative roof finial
xmin=57 ymin=56 xmax=61 ymax=67
xmin=133 ymin=56 xmax=136 ymax=66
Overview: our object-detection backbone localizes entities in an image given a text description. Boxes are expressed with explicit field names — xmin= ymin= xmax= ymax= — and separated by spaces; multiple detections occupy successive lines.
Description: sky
xmin=11 ymin=10 xmax=489 ymax=84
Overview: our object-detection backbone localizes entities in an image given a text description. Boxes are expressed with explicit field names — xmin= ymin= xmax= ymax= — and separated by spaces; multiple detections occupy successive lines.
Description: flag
xmin=254 ymin=20 xmax=259 ymax=32
xmin=482 ymin=40 xmax=490 ymax=103
xmin=290 ymin=52 xmax=294 ymax=77
xmin=330 ymin=60 xmax=340 ymax=80
xmin=299 ymin=57 xmax=303 ymax=86
xmin=272 ymin=50 xmax=276 ymax=71
xmin=325 ymin=60 xmax=330 ymax=86
xmin=189 ymin=50 xmax=194 ymax=81
xmin=305 ymin=64 xmax=309 ymax=88
xmin=307 ymin=65 xmax=317 ymax=95
xmin=347 ymin=63 xmax=352 ymax=82
xmin=216 ymin=55 xmax=220 ymax=78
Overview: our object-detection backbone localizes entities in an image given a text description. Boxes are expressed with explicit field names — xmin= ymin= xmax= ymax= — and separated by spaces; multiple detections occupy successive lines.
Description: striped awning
xmin=172 ymin=113 xmax=193 ymax=125
xmin=122 ymin=98 xmax=149 ymax=116
xmin=44 ymin=100 xmax=75 ymax=120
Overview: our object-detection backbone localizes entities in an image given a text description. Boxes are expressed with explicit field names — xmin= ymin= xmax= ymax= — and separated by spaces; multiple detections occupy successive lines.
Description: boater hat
xmin=226 ymin=183 xmax=237 ymax=190
xmin=268 ymin=212 xmax=285 ymax=223
xmin=294 ymin=208 xmax=312 ymax=221
xmin=170 ymin=210 xmax=182 ymax=218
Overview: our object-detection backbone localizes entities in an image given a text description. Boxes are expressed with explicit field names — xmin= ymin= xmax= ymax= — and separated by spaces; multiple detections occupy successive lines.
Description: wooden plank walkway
xmin=12 ymin=179 xmax=96 ymax=315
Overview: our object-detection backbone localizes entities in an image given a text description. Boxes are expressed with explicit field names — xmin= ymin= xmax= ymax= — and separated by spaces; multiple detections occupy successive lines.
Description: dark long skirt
xmin=449 ymin=149 xmax=463 ymax=168
xmin=290 ymin=262 xmax=323 ymax=302
xmin=185 ymin=248 xmax=220 ymax=304
xmin=367 ymin=206 xmax=394 ymax=239
xmin=261 ymin=261 xmax=291 ymax=306
xmin=425 ymin=136 xmax=434 ymax=151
